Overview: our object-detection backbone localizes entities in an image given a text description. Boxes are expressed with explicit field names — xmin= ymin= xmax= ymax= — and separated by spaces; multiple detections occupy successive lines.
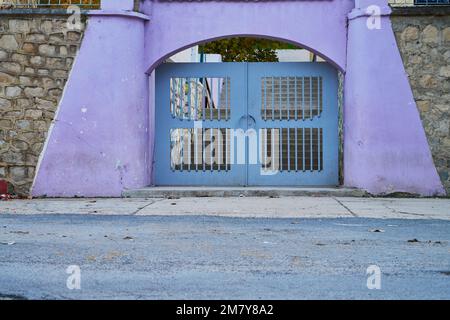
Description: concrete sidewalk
xmin=0 ymin=197 xmax=449 ymax=220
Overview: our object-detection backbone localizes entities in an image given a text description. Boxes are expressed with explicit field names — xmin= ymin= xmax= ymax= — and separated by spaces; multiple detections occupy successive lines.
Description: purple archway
xmin=31 ymin=0 xmax=445 ymax=197
xmin=146 ymin=34 xmax=346 ymax=74
xmin=141 ymin=0 xmax=354 ymax=73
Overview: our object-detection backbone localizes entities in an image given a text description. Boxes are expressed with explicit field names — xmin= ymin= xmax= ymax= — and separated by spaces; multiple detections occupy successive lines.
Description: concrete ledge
xmin=122 ymin=187 xmax=368 ymax=198
xmin=86 ymin=10 xmax=150 ymax=20
xmin=348 ymin=5 xmax=392 ymax=20
xmin=0 ymin=9 xmax=87 ymax=16
xmin=0 ymin=9 xmax=150 ymax=21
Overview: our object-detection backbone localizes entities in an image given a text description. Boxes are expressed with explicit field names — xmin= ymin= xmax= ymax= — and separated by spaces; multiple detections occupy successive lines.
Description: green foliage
xmin=200 ymin=38 xmax=299 ymax=62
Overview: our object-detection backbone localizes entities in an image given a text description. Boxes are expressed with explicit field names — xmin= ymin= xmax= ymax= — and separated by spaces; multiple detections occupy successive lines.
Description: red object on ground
xmin=0 ymin=180 xmax=8 ymax=195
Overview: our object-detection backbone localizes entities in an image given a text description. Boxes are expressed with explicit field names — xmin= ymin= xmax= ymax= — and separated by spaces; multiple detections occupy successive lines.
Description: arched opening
xmin=149 ymin=37 xmax=342 ymax=187
xmin=146 ymin=35 xmax=345 ymax=74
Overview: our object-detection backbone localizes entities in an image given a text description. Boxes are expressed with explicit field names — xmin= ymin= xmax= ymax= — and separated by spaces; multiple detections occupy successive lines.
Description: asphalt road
xmin=0 ymin=214 xmax=449 ymax=300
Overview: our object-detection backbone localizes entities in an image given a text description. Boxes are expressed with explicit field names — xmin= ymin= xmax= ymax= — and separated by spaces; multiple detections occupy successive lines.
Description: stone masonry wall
xmin=0 ymin=15 xmax=85 ymax=196
xmin=392 ymin=14 xmax=450 ymax=195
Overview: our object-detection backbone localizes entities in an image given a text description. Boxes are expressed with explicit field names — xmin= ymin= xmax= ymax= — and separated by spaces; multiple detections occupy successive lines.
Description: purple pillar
xmin=344 ymin=0 xmax=445 ymax=196
xmin=32 ymin=11 xmax=150 ymax=197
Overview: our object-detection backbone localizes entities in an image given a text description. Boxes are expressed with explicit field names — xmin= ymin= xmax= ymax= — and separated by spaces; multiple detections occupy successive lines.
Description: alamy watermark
xmin=67 ymin=5 xmax=83 ymax=31
xmin=366 ymin=265 xmax=382 ymax=290
xmin=66 ymin=265 xmax=81 ymax=290
xmin=366 ymin=5 xmax=382 ymax=30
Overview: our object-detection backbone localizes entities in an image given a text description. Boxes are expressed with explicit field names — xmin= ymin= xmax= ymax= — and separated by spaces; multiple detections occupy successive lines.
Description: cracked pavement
xmin=0 ymin=197 xmax=449 ymax=299
xmin=0 ymin=215 xmax=449 ymax=299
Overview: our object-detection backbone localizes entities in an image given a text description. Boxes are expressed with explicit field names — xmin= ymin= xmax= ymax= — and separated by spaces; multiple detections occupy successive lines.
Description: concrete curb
xmin=122 ymin=187 xmax=369 ymax=198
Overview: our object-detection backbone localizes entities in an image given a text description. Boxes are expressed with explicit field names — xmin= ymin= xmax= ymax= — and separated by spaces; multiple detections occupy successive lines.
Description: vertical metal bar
xmin=225 ymin=129 xmax=229 ymax=171
xmin=180 ymin=129 xmax=184 ymax=172
xmin=318 ymin=128 xmax=321 ymax=171
xmin=228 ymin=77 xmax=230 ymax=121
xmin=210 ymin=128 xmax=214 ymax=171
xmin=279 ymin=77 xmax=282 ymax=121
xmin=301 ymin=77 xmax=305 ymax=121
xmin=225 ymin=78 xmax=228 ymax=121
xmin=317 ymin=77 xmax=321 ymax=118
xmin=187 ymin=129 xmax=191 ymax=172
xmin=310 ymin=128 xmax=313 ymax=171
xmin=266 ymin=129 xmax=269 ymax=171
xmin=279 ymin=128 xmax=283 ymax=172
xmin=202 ymin=128 xmax=206 ymax=172
xmin=264 ymin=78 xmax=267 ymax=121
xmin=170 ymin=78 xmax=173 ymax=118
xmin=320 ymin=78 xmax=323 ymax=116
xmin=192 ymin=77 xmax=198 ymax=172
xmin=210 ymin=78 xmax=213 ymax=121
xmin=287 ymin=128 xmax=290 ymax=171
xmin=287 ymin=77 xmax=290 ymax=121
xmin=187 ymin=77 xmax=191 ymax=120
xmin=202 ymin=77 xmax=206 ymax=121
xmin=295 ymin=128 xmax=298 ymax=171
xmin=195 ymin=128 xmax=198 ymax=172
xmin=194 ymin=77 xmax=199 ymax=121
xmin=179 ymin=78 xmax=184 ymax=119
xmin=222 ymin=128 xmax=225 ymax=171
xmin=228 ymin=77 xmax=230 ymax=120
xmin=271 ymin=77 xmax=275 ymax=121
xmin=320 ymin=128 xmax=323 ymax=171
xmin=170 ymin=130 xmax=174 ymax=172
xmin=218 ymin=128 xmax=221 ymax=172
xmin=294 ymin=77 xmax=298 ymax=121
xmin=264 ymin=129 xmax=267 ymax=171
xmin=271 ymin=129 xmax=275 ymax=172
xmin=302 ymin=128 xmax=305 ymax=171
xmin=310 ymin=77 xmax=313 ymax=120
xmin=218 ymin=79 xmax=221 ymax=122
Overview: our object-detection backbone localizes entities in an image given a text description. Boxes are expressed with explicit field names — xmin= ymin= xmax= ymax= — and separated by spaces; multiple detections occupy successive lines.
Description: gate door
xmin=247 ymin=63 xmax=338 ymax=186
xmin=155 ymin=63 xmax=247 ymax=185
xmin=154 ymin=62 xmax=338 ymax=186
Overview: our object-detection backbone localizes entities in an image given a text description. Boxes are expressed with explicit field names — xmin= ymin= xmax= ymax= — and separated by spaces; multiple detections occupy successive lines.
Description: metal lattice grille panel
xmin=170 ymin=77 xmax=231 ymax=121
xmin=170 ymin=128 xmax=231 ymax=171
xmin=261 ymin=76 xmax=323 ymax=120
xmin=261 ymin=128 xmax=323 ymax=172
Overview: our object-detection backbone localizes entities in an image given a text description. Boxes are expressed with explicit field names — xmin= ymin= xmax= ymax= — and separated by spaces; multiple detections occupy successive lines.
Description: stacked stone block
xmin=0 ymin=15 xmax=84 ymax=196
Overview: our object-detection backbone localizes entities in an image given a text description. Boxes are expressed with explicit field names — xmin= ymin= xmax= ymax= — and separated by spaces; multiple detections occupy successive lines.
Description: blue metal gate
xmin=154 ymin=62 xmax=338 ymax=186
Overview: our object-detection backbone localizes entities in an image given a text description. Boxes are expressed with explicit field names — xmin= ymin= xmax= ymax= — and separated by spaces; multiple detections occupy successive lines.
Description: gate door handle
xmin=247 ymin=115 xmax=256 ymax=128
xmin=239 ymin=115 xmax=256 ymax=129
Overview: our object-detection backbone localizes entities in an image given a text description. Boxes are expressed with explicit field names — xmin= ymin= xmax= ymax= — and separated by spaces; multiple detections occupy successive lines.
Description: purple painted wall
xmin=344 ymin=0 xmax=445 ymax=196
xmin=32 ymin=13 xmax=150 ymax=197
xmin=31 ymin=0 xmax=445 ymax=196
xmin=141 ymin=0 xmax=355 ymax=72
